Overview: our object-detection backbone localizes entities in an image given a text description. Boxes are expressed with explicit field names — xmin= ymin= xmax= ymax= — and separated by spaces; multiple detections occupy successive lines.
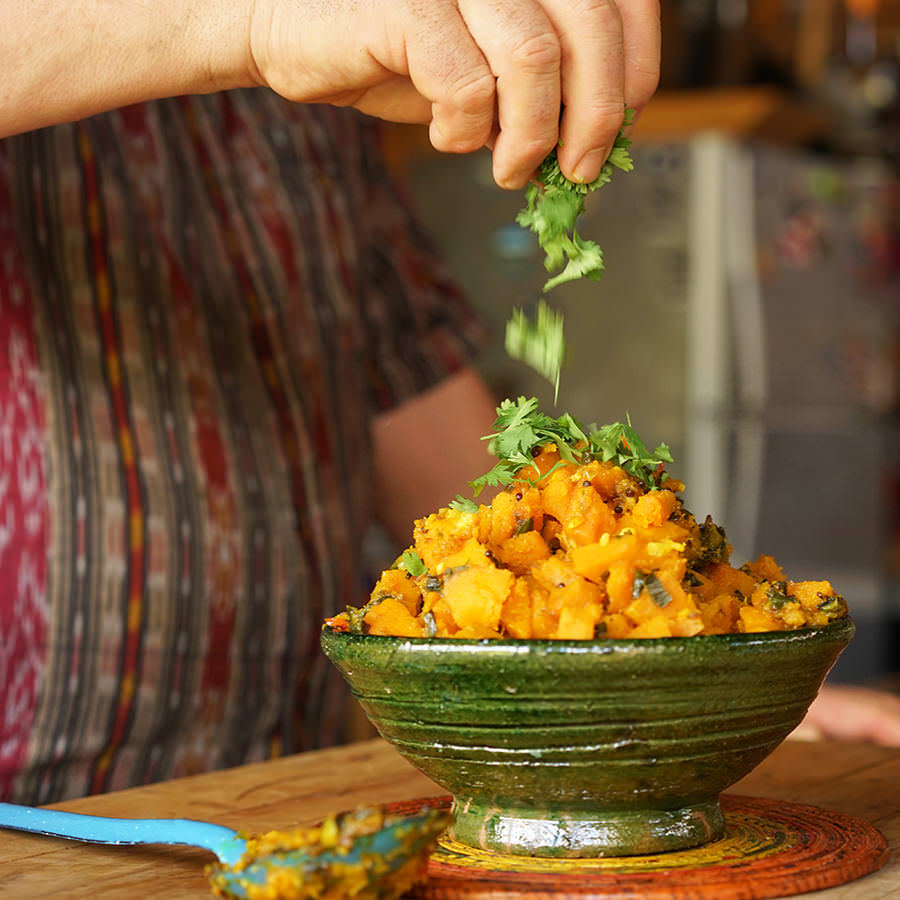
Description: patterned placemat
xmin=388 ymin=795 xmax=889 ymax=899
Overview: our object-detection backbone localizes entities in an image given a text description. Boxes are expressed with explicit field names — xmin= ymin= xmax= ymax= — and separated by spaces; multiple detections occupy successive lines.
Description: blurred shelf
xmin=380 ymin=87 xmax=836 ymax=176
xmin=632 ymin=86 xmax=834 ymax=144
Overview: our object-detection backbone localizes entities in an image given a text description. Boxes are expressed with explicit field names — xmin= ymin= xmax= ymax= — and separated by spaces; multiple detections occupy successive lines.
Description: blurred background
xmin=380 ymin=0 xmax=900 ymax=686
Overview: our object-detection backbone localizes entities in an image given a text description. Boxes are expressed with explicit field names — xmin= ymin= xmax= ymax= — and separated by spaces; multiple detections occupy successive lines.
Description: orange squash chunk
xmin=556 ymin=604 xmax=600 ymax=640
xmin=443 ymin=565 xmax=514 ymax=633
xmin=488 ymin=491 xmax=518 ymax=545
xmin=571 ymin=534 xmax=639 ymax=582
xmin=370 ymin=568 xmax=422 ymax=614
xmin=501 ymin=579 xmax=535 ymax=639
xmin=606 ymin=562 xmax=636 ymax=612
xmin=747 ymin=554 xmax=786 ymax=582
xmin=531 ymin=554 xmax=579 ymax=592
xmin=739 ymin=606 xmax=783 ymax=632
xmin=520 ymin=445 xmax=561 ymax=480
xmin=601 ymin=613 xmax=632 ymax=638
xmin=699 ymin=593 xmax=741 ymax=633
xmin=493 ymin=530 xmax=551 ymax=575
xmin=365 ymin=597 xmax=426 ymax=638
xmin=788 ymin=580 xmax=835 ymax=611
xmin=562 ymin=486 xmax=617 ymax=547
xmin=669 ymin=613 xmax=704 ymax=637
xmin=429 ymin=597 xmax=459 ymax=636
xmin=540 ymin=468 xmax=575 ymax=522
xmin=632 ymin=489 xmax=678 ymax=528
xmin=413 ymin=509 xmax=477 ymax=570
xmin=704 ymin=562 xmax=756 ymax=597
xmin=630 ymin=615 xmax=673 ymax=638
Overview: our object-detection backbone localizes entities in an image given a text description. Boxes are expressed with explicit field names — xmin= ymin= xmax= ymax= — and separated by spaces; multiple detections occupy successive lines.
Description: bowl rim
xmin=320 ymin=616 xmax=854 ymax=652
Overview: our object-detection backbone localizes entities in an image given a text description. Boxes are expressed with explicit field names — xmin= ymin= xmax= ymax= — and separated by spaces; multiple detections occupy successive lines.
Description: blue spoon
xmin=0 ymin=801 xmax=449 ymax=898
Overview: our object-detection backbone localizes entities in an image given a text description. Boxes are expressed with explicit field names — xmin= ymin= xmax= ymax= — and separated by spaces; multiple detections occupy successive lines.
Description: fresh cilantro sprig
xmin=468 ymin=396 xmax=673 ymax=496
xmin=589 ymin=419 xmax=674 ymax=486
xmin=516 ymin=110 xmax=635 ymax=293
xmin=448 ymin=495 xmax=479 ymax=513
xmin=398 ymin=549 xmax=427 ymax=577
xmin=505 ymin=301 xmax=566 ymax=402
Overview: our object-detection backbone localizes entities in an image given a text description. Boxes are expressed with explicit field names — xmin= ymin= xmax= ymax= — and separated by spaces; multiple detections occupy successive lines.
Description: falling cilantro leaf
xmin=399 ymin=549 xmax=427 ymax=577
xmin=505 ymin=301 xmax=566 ymax=402
xmin=517 ymin=110 xmax=635 ymax=293
xmin=448 ymin=495 xmax=479 ymax=513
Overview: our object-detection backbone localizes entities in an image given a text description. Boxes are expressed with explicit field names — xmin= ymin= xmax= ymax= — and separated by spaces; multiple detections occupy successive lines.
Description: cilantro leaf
xmin=470 ymin=397 xmax=673 ymax=494
xmin=448 ymin=495 xmax=479 ymax=513
xmin=542 ymin=231 xmax=606 ymax=293
xmin=504 ymin=301 xmax=567 ymax=402
xmin=518 ymin=110 xmax=635 ymax=293
xmin=471 ymin=459 xmax=522 ymax=497
xmin=588 ymin=414 xmax=672 ymax=488
xmin=399 ymin=549 xmax=427 ymax=577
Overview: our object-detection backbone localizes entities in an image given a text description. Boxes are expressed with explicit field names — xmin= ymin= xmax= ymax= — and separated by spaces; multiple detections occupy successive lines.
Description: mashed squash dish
xmin=327 ymin=401 xmax=847 ymax=641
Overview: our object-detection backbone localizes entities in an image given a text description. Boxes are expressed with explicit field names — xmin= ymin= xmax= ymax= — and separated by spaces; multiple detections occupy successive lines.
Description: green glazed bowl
xmin=321 ymin=619 xmax=853 ymax=858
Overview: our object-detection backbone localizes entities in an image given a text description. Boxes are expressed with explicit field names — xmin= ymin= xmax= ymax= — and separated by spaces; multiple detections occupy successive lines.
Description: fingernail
xmin=572 ymin=147 xmax=610 ymax=184
xmin=493 ymin=165 xmax=532 ymax=191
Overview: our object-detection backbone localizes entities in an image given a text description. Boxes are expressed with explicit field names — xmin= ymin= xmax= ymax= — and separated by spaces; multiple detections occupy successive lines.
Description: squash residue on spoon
xmin=208 ymin=806 xmax=448 ymax=900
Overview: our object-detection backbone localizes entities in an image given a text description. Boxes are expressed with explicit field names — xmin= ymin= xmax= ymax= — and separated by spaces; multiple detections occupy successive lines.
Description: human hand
xmin=246 ymin=0 xmax=660 ymax=188
xmin=790 ymin=684 xmax=900 ymax=746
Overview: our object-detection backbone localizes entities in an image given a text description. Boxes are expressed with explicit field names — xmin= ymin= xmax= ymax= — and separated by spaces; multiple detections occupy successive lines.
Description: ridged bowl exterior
xmin=321 ymin=620 xmax=853 ymax=856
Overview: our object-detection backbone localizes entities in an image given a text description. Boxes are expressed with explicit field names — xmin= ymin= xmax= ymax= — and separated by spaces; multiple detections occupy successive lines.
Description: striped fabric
xmin=0 ymin=91 xmax=483 ymax=804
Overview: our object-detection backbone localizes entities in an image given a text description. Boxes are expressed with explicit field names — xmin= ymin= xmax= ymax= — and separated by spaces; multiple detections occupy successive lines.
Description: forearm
xmin=0 ymin=0 xmax=252 ymax=138
xmin=372 ymin=367 xmax=498 ymax=547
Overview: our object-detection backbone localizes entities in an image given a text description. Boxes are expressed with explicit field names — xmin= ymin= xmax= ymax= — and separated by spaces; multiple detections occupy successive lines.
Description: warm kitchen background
xmin=380 ymin=0 xmax=900 ymax=685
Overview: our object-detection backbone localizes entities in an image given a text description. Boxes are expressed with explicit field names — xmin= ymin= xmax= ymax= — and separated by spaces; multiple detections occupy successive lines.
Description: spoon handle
xmin=0 ymin=802 xmax=247 ymax=864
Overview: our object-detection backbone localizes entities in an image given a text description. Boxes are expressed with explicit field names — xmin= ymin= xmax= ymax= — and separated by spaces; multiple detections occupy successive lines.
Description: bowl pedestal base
xmin=449 ymin=797 xmax=725 ymax=858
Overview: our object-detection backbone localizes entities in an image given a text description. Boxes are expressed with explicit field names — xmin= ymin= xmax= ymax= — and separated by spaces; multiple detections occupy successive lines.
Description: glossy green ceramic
xmin=321 ymin=619 xmax=853 ymax=858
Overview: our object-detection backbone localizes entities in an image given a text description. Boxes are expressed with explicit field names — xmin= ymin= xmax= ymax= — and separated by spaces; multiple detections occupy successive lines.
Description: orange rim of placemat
xmin=385 ymin=794 xmax=889 ymax=900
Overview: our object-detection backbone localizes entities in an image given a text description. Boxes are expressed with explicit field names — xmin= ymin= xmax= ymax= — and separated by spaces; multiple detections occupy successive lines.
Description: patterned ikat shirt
xmin=0 ymin=91 xmax=483 ymax=804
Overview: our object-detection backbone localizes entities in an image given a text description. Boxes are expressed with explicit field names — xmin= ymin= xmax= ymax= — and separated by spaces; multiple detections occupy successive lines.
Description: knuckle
xmin=430 ymin=103 xmax=493 ymax=154
xmin=432 ymin=128 xmax=486 ymax=154
xmin=627 ymin=61 xmax=661 ymax=105
xmin=515 ymin=134 xmax=559 ymax=168
xmin=586 ymin=100 xmax=626 ymax=144
xmin=592 ymin=97 xmax=626 ymax=126
xmin=508 ymin=31 xmax=561 ymax=72
xmin=447 ymin=68 xmax=496 ymax=110
xmin=570 ymin=0 xmax=621 ymax=19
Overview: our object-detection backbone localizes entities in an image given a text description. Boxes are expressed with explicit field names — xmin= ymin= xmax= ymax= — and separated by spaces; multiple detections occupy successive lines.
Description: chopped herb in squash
xmin=325 ymin=401 xmax=847 ymax=641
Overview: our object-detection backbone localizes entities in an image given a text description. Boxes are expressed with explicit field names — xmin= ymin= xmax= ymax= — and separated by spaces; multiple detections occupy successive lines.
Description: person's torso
xmin=0 ymin=93 xmax=380 ymax=802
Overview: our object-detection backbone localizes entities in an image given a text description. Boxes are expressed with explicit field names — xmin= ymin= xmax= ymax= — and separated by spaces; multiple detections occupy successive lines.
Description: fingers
xmin=350 ymin=78 xmax=433 ymax=124
xmin=407 ymin=0 xmax=564 ymax=189
xmin=270 ymin=0 xmax=660 ymax=191
xmin=617 ymin=0 xmax=662 ymax=115
xmin=458 ymin=0 xmax=562 ymax=189
xmin=541 ymin=0 xmax=626 ymax=184
xmin=403 ymin=1 xmax=497 ymax=156
xmin=802 ymin=685 xmax=900 ymax=748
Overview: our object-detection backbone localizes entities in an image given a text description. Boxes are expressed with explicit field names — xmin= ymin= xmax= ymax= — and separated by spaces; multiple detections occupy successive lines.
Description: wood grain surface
xmin=0 ymin=738 xmax=896 ymax=899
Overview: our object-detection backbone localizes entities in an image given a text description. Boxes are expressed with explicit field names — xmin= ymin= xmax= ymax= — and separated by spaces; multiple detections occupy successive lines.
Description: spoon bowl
xmin=0 ymin=800 xmax=449 ymax=899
